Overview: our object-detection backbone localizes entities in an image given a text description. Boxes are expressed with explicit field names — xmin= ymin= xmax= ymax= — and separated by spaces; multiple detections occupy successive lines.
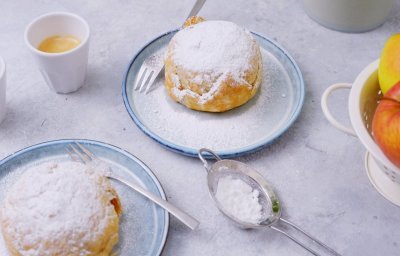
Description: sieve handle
xmin=270 ymin=226 xmax=321 ymax=256
xmin=198 ymin=148 xmax=222 ymax=172
xmin=270 ymin=218 xmax=342 ymax=256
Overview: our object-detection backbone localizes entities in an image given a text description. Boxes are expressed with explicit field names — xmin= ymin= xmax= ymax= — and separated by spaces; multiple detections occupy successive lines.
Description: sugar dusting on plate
xmin=133 ymin=47 xmax=293 ymax=152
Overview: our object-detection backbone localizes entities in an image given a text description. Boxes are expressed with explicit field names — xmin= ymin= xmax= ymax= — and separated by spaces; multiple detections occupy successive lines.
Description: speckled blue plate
xmin=123 ymin=30 xmax=304 ymax=158
xmin=0 ymin=139 xmax=168 ymax=256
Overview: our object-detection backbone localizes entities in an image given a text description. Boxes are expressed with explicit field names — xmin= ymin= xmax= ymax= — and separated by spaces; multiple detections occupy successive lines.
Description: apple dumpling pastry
xmin=164 ymin=17 xmax=262 ymax=112
xmin=0 ymin=161 xmax=122 ymax=256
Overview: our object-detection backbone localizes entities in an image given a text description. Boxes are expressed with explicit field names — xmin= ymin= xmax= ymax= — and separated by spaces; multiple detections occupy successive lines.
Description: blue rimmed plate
xmin=0 ymin=139 xmax=168 ymax=256
xmin=123 ymin=30 xmax=304 ymax=158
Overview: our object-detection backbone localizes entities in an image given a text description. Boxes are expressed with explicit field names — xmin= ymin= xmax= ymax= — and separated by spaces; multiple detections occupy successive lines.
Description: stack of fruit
xmin=372 ymin=34 xmax=400 ymax=168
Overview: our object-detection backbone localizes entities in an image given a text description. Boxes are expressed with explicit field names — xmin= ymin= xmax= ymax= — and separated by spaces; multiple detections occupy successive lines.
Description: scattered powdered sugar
xmin=0 ymin=161 xmax=118 ymax=255
xmin=165 ymin=20 xmax=260 ymax=105
xmin=170 ymin=72 xmax=232 ymax=104
xmin=215 ymin=176 xmax=263 ymax=224
xmin=133 ymin=48 xmax=293 ymax=151
xmin=168 ymin=20 xmax=258 ymax=85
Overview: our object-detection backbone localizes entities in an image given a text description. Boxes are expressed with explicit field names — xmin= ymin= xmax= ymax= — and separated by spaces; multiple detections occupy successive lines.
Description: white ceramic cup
xmin=321 ymin=59 xmax=400 ymax=206
xmin=25 ymin=12 xmax=90 ymax=93
xmin=0 ymin=56 xmax=6 ymax=124
xmin=303 ymin=0 xmax=395 ymax=33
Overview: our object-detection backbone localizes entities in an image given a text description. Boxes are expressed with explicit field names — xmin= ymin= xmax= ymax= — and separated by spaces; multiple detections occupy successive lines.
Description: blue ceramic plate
xmin=0 ymin=139 xmax=168 ymax=256
xmin=123 ymin=30 xmax=304 ymax=158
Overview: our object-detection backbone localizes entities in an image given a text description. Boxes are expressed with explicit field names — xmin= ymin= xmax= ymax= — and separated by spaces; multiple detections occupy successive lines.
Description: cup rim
xmin=0 ymin=56 xmax=4 ymax=79
xmin=24 ymin=12 xmax=90 ymax=57
xmin=349 ymin=59 xmax=400 ymax=172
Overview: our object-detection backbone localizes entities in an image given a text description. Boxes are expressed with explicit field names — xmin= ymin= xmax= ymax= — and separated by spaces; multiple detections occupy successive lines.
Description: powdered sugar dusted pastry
xmin=164 ymin=18 xmax=262 ymax=112
xmin=0 ymin=161 xmax=121 ymax=256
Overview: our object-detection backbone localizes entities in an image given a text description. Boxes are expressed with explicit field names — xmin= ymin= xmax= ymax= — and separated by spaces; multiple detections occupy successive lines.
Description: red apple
xmin=372 ymin=81 xmax=400 ymax=168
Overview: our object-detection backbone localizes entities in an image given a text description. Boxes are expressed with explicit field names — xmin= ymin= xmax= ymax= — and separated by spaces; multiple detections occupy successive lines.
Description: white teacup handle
xmin=321 ymin=83 xmax=357 ymax=137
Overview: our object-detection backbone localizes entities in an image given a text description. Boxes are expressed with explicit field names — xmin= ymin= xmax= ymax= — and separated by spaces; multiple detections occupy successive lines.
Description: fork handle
xmin=186 ymin=0 xmax=207 ymax=19
xmin=107 ymin=176 xmax=200 ymax=230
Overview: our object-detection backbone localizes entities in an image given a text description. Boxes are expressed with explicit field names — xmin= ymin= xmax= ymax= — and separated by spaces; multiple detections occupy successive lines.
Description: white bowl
xmin=302 ymin=0 xmax=394 ymax=33
xmin=321 ymin=59 xmax=400 ymax=206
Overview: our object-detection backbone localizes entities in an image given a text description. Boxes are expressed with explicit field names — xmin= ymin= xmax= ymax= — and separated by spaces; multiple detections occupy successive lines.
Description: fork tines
xmin=66 ymin=142 xmax=95 ymax=164
xmin=134 ymin=52 xmax=164 ymax=94
xmin=134 ymin=67 xmax=155 ymax=93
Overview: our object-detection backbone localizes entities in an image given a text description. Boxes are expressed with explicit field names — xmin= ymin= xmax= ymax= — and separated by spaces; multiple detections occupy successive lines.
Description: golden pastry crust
xmin=0 ymin=162 xmax=121 ymax=256
xmin=164 ymin=19 xmax=262 ymax=112
xmin=183 ymin=15 xmax=205 ymax=27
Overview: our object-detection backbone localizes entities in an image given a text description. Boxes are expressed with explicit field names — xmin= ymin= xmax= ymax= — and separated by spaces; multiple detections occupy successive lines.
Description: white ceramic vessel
xmin=303 ymin=0 xmax=395 ymax=32
xmin=0 ymin=56 xmax=6 ymax=124
xmin=321 ymin=59 xmax=400 ymax=206
xmin=24 ymin=12 xmax=90 ymax=93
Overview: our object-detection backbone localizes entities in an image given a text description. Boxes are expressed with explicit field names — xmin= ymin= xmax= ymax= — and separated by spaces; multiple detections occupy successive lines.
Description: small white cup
xmin=25 ymin=12 xmax=90 ymax=93
xmin=0 ymin=56 xmax=6 ymax=124
xmin=303 ymin=0 xmax=395 ymax=32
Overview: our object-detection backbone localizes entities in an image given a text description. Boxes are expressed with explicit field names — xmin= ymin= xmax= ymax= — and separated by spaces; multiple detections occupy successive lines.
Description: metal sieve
xmin=198 ymin=148 xmax=342 ymax=256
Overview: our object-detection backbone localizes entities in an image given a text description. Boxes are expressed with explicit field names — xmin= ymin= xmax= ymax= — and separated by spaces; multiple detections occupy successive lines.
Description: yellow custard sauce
xmin=38 ymin=35 xmax=80 ymax=53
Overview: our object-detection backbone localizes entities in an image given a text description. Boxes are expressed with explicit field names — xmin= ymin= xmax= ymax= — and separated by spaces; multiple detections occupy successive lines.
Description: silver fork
xmin=66 ymin=142 xmax=200 ymax=230
xmin=134 ymin=0 xmax=207 ymax=94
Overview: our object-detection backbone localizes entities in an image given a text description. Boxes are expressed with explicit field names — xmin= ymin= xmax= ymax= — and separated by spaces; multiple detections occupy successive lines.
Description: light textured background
xmin=1 ymin=0 xmax=400 ymax=255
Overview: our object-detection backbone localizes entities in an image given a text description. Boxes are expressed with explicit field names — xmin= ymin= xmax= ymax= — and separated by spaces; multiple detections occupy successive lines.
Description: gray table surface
xmin=1 ymin=0 xmax=400 ymax=255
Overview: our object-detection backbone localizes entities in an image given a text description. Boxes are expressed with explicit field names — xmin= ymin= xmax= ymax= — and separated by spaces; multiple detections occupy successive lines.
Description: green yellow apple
xmin=372 ymin=81 xmax=400 ymax=168
xmin=378 ymin=33 xmax=400 ymax=94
